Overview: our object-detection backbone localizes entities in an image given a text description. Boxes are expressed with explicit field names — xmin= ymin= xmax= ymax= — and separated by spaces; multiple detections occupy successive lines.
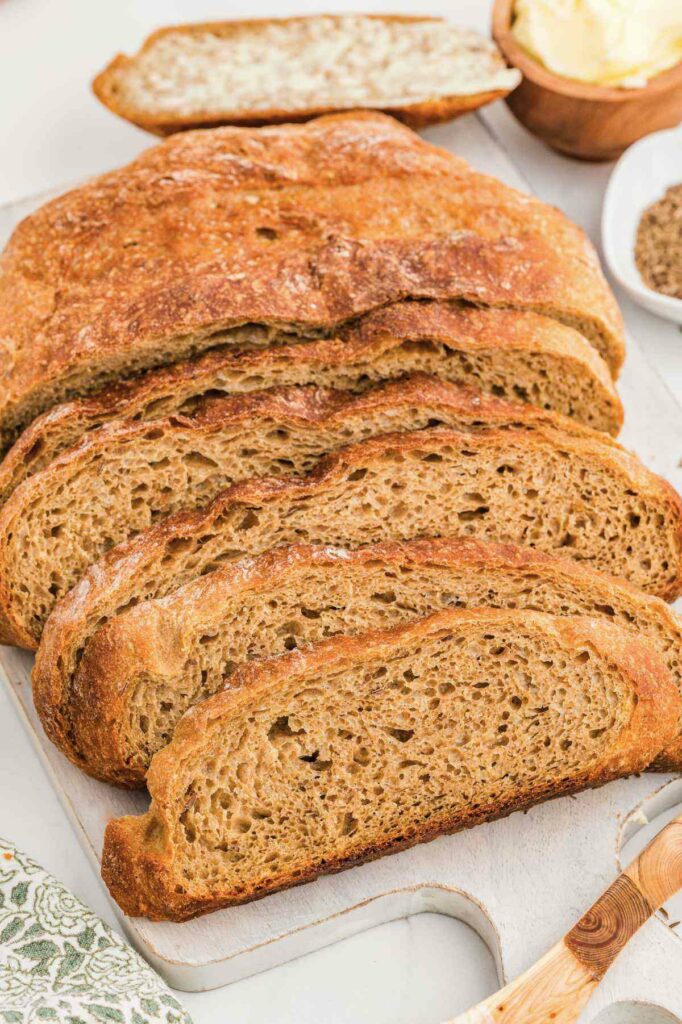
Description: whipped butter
xmin=512 ymin=0 xmax=682 ymax=88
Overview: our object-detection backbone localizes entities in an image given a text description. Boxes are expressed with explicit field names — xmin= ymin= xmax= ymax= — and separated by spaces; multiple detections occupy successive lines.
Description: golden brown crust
xmin=0 ymin=373 xmax=616 ymax=650
xmin=0 ymin=302 xmax=622 ymax=505
xmin=92 ymin=15 xmax=518 ymax=134
xmin=71 ymin=536 xmax=682 ymax=786
xmin=0 ymin=112 xmax=623 ymax=450
xmin=32 ymin=424 xmax=682 ymax=777
xmin=100 ymin=608 xmax=679 ymax=921
xmin=101 ymin=775 xmax=636 ymax=921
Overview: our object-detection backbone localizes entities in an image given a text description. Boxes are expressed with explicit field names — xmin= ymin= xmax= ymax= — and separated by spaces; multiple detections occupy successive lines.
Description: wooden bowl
xmin=492 ymin=0 xmax=682 ymax=161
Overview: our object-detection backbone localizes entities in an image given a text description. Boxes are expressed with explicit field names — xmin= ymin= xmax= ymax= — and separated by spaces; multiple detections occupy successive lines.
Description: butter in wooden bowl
xmin=492 ymin=0 xmax=682 ymax=160
xmin=511 ymin=0 xmax=682 ymax=89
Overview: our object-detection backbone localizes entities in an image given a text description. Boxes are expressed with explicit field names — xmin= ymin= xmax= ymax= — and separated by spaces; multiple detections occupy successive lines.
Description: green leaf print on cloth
xmin=0 ymin=840 xmax=192 ymax=1024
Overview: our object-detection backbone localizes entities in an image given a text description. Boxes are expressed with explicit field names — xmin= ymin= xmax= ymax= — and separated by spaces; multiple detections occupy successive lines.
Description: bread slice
xmin=0 ymin=112 xmax=624 ymax=452
xmin=100 ymin=608 xmax=679 ymax=921
xmin=0 ymin=303 xmax=623 ymax=506
xmin=67 ymin=538 xmax=682 ymax=786
xmin=93 ymin=15 xmax=521 ymax=135
xmin=33 ymin=426 xmax=682 ymax=768
xmin=0 ymin=374 xmax=609 ymax=649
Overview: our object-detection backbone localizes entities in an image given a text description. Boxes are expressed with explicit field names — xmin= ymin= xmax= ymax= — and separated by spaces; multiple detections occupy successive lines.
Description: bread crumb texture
xmin=0 ymin=376 xmax=619 ymax=647
xmin=11 ymin=420 xmax=681 ymax=652
xmin=98 ymin=17 xmax=520 ymax=120
xmin=100 ymin=609 xmax=677 ymax=920
xmin=68 ymin=538 xmax=682 ymax=786
xmin=0 ymin=303 xmax=622 ymax=509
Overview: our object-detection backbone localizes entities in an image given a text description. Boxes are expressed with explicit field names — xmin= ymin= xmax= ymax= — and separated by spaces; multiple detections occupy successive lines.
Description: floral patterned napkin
xmin=0 ymin=839 xmax=192 ymax=1024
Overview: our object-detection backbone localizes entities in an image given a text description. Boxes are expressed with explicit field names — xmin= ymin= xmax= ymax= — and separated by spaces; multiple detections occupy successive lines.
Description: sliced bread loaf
xmin=93 ymin=15 xmax=521 ymax=134
xmin=0 ymin=303 xmax=623 ymax=505
xmin=0 ymin=112 xmax=624 ymax=451
xmin=0 ymin=375 xmax=608 ymax=649
xmin=101 ymin=608 xmax=679 ymax=920
xmin=33 ymin=427 xmax=682 ymax=767
xmin=68 ymin=539 xmax=682 ymax=786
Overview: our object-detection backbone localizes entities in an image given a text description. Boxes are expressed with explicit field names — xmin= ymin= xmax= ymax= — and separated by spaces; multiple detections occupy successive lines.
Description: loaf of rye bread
xmin=0 ymin=302 xmax=622 ymax=505
xmin=63 ymin=538 xmax=682 ymax=786
xmin=93 ymin=15 xmax=521 ymax=135
xmin=32 ymin=426 xmax=682 ymax=770
xmin=100 ymin=608 xmax=679 ymax=921
xmin=0 ymin=112 xmax=623 ymax=452
xmin=0 ymin=375 xmax=614 ymax=649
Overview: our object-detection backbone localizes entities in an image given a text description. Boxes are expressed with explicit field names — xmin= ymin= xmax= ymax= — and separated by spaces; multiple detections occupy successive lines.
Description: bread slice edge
xmin=92 ymin=15 xmax=521 ymax=134
xmin=100 ymin=608 xmax=679 ymax=920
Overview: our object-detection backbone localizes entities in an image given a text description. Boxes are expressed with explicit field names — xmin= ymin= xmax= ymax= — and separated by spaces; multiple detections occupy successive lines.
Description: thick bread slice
xmin=0 ymin=303 xmax=623 ymax=505
xmin=0 ymin=112 xmax=624 ymax=451
xmin=33 ymin=427 xmax=682 ymax=766
xmin=0 ymin=374 xmax=609 ymax=649
xmin=93 ymin=15 xmax=521 ymax=134
xmin=100 ymin=608 xmax=679 ymax=921
xmin=69 ymin=539 xmax=682 ymax=786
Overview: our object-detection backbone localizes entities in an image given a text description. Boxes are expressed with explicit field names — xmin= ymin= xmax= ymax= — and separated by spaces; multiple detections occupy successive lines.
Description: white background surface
xmin=1 ymin=2 xmax=681 ymax=1021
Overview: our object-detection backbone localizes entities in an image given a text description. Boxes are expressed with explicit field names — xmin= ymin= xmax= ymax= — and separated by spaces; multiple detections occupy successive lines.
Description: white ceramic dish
xmin=602 ymin=125 xmax=682 ymax=324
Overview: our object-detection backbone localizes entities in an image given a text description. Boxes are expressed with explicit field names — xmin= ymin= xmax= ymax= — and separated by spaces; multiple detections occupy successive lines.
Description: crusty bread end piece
xmin=100 ymin=608 xmax=679 ymax=921
xmin=93 ymin=15 xmax=521 ymax=134
xmin=0 ymin=113 xmax=625 ymax=453
xmin=0 ymin=303 xmax=623 ymax=506
xmin=69 ymin=538 xmax=682 ymax=786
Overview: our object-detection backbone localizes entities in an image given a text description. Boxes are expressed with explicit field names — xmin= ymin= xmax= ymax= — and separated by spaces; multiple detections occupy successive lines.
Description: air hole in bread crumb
xmin=24 ymin=438 xmax=44 ymax=462
xmin=458 ymin=507 xmax=489 ymax=521
xmin=340 ymin=812 xmax=358 ymax=836
xmin=385 ymin=727 xmax=415 ymax=743
xmin=232 ymin=817 xmax=252 ymax=834
xmin=237 ymin=510 xmax=259 ymax=531
xmin=165 ymin=537 xmax=193 ymax=556
xmin=268 ymin=716 xmax=303 ymax=743
xmin=183 ymin=451 xmax=219 ymax=469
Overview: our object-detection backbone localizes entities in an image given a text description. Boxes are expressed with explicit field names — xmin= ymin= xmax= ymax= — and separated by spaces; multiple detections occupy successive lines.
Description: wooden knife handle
xmin=452 ymin=815 xmax=682 ymax=1024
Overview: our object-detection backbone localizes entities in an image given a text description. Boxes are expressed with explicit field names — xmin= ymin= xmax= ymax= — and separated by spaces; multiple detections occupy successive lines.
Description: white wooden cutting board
xmin=1 ymin=111 xmax=682 ymax=1020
